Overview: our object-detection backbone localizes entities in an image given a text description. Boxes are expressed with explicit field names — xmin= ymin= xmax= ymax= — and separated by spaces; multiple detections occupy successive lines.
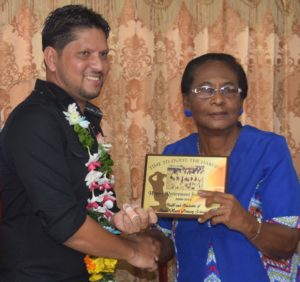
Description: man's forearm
xmin=64 ymin=215 xmax=135 ymax=260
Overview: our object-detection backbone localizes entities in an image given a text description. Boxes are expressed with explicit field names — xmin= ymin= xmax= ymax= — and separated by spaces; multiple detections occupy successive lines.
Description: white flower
xmin=85 ymin=170 xmax=103 ymax=186
xmin=94 ymin=205 xmax=107 ymax=213
xmin=63 ymin=103 xmax=90 ymax=128
xmin=86 ymin=153 xmax=100 ymax=167
xmin=94 ymin=190 xmax=115 ymax=205
xmin=110 ymin=175 xmax=115 ymax=185
xmin=78 ymin=119 xmax=90 ymax=128
xmin=101 ymin=143 xmax=112 ymax=152
xmin=104 ymin=200 xmax=114 ymax=209
xmin=96 ymin=133 xmax=112 ymax=153
xmin=63 ymin=103 xmax=81 ymax=124
xmin=95 ymin=173 xmax=112 ymax=186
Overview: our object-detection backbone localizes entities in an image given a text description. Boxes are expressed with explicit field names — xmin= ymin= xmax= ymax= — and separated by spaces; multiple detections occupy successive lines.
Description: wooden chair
xmin=158 ymin=264 xmax=168 ymax=282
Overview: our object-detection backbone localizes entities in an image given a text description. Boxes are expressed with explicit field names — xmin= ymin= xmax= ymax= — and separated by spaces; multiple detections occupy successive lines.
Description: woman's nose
xmin=210 ymin=89 xmax=225 ymax=103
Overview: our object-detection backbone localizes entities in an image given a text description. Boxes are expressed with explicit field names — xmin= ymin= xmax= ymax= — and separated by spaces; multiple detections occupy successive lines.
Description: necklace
xmin=197 ymin=136 xmax=209 ymax=156
xmin=197 ymin=140 xmax=202 ymax=156
xmin=63 ymin=103 xmax=119 ymax=282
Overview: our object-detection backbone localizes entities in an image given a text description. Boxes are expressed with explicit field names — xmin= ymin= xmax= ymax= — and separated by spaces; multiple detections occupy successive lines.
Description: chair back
xmin=158 ymin=264 xmax=168 ymax=282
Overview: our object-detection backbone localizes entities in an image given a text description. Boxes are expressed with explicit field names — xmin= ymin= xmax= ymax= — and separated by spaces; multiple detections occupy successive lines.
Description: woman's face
xmin=184 ymin=60 xmax=243 ymax=134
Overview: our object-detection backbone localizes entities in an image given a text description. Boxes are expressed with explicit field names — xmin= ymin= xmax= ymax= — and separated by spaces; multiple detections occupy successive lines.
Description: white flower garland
xmin=64 ymin=103 xmax=119 ymax=282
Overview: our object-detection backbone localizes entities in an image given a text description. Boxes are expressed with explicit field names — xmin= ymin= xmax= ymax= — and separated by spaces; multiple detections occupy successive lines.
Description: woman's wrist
xmin=246 ymin=215 xmax=262 ymax=241
xmin=249 ymin=217 xmax=262 ymax=241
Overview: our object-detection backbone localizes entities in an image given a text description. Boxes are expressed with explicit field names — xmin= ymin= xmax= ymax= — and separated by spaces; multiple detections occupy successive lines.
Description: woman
xmin=157 ymin=53 xmax=300 ymax=281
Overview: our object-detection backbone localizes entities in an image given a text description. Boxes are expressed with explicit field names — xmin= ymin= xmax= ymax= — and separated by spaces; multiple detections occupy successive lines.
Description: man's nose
xmin=91 ymin=55 xmax=104 ymax=71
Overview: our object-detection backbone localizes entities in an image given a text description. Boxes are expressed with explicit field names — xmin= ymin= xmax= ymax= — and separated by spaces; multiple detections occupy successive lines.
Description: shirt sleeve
xmin=3 ymin=105 xmax=87 ymax=243
xmin=266 ymin=216 xmax=300 ymax=228
xmin=259 ymin=136 xmax=300 ymax=220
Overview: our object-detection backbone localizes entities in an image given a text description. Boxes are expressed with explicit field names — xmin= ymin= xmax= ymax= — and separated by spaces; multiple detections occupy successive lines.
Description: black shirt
xmin=0 ymin=79 xmax=104 ymax=281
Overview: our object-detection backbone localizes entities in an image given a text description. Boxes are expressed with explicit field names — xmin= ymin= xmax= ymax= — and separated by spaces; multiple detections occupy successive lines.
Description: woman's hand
xmin=197 ymin=190 xmax=300 ymax=260
xmin=197 ymin=190 xmax=252 ymax=233
xmin=112 ymin=203 xmax=157 ymax=234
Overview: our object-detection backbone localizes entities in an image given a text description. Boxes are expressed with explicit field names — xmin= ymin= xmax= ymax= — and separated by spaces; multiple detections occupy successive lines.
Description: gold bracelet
xmin=250 ymin=217 xmax=262 ymax=241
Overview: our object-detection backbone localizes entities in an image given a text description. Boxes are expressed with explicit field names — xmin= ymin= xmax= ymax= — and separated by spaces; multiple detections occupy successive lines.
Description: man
xmin=0 ymin=5 xmax=164 ymax=281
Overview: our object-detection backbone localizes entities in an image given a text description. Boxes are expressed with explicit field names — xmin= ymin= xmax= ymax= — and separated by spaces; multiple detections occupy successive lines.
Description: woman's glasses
xmin=190 ymin=85 xmax=242 ymax=99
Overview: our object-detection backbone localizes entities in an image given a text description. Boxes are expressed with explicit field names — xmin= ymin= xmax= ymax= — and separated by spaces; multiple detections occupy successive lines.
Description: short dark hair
xmin=181 ymin=53 xmax=248 ymax=100
xmin=42 ymin=5 xmax=110 ymax=51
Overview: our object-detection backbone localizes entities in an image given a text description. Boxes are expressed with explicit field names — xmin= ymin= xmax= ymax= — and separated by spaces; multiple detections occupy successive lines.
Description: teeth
xmin=86 ymin=76 xmax=100 ymax=81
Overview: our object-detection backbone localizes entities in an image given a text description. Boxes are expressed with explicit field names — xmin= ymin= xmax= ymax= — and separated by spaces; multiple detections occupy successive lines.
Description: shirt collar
xmin=34 ymin=79 xmax=103 ymax=123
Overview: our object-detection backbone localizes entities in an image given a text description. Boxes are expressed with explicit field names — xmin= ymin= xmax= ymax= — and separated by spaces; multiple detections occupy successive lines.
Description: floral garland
xmin=64 ymin=103 xmax=120 ymax=282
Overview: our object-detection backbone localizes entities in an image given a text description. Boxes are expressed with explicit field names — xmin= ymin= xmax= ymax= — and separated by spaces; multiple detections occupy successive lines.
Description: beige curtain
xmin=1 ymin=0 xmax=300 ymax=280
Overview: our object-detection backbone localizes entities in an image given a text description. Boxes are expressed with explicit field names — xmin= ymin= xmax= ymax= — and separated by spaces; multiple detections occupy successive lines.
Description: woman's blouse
xmin=157 ymin=125 xmax=300 ymax=282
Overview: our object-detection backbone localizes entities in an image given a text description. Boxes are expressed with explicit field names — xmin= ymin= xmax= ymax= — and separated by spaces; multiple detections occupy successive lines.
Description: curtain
xmin=1 ymin=0 xmax=299 ymax=280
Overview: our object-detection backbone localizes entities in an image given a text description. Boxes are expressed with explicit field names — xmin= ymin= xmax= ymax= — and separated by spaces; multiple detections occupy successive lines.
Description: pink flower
xmin=101 ymin=195 xmax=115 ymax=205
xmin=104 ymin=209 xmax=114 ymax=219
xmin=103 ymin=182 xmax=112 ymax=190
xmin=86 ymin=201 xmax=99 ymax=209
xmin=96 ymin=133 xmax=105 ymax=144
xmin=99 ymin=182 xmax=112 ymax=191
xmin=89 ymin=182 xmax=100 ymax=191
xmin=87 ymin=161 xmax=101 ymax=171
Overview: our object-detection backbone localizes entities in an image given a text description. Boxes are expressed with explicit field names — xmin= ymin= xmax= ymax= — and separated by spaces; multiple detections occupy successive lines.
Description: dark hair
xmin=181 ymin=53 xmax=248 ymax=100
xmin=42 ymin=5 xmax=110 ymax=51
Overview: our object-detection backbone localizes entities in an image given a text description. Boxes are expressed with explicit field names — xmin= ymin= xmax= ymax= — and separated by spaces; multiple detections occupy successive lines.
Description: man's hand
xmin=125 ymin=233 xmax=160 ymax=271
xmin=112 ymin=203 xmax=157 ymax=234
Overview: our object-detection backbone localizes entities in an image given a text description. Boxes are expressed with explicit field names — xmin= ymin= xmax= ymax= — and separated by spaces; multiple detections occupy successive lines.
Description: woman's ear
xmin=183 ymin=95 xmax=192 ymax=117
xmin=184 ymin=109 xmax=193 ymax=117
xmin=238 ymin=101 xmax=244 ymax=116
xmin=43 ymin=46 xmax=58 ymax=72
xmin=183 ymin=95 xmax=191 ymax=109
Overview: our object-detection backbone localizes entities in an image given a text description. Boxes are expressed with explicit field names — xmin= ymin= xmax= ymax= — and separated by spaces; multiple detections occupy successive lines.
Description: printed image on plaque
xmin=141 ymin=155 xmax=228 ymax=217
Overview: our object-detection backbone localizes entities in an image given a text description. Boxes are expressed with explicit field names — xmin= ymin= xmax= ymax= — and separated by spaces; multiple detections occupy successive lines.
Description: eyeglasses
xmin=190 ymin=85 xmax=242 ymax=99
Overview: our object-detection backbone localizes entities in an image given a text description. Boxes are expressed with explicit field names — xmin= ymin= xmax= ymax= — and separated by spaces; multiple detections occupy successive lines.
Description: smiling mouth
xmin=86 ymin=76 xmax=99 ymax=81
xmin=86 ymin=75 xmax=101 ymax=81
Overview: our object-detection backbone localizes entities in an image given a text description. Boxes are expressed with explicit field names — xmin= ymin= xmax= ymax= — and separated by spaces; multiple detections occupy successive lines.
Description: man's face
xmin=51 ymin=28 xmax=110 ymax=105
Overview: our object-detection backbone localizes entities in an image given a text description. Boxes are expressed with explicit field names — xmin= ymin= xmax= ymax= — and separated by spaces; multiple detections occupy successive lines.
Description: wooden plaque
xmin=142 ymin=154 xmax=228 ymax=218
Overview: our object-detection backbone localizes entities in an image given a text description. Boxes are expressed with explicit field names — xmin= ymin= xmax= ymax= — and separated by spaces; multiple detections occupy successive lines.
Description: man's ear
xmin=43 ymin=46 xmax=58 ymax=72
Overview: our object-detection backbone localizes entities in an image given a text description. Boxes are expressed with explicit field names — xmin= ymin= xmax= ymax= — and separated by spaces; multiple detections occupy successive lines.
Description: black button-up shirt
xmin=0 ymin=79 xmax=104 ymax=281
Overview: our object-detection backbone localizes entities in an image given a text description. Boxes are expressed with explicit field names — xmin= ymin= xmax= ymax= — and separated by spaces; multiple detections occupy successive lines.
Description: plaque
xmin=141 ymin=154 xmax=228 ymax=217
